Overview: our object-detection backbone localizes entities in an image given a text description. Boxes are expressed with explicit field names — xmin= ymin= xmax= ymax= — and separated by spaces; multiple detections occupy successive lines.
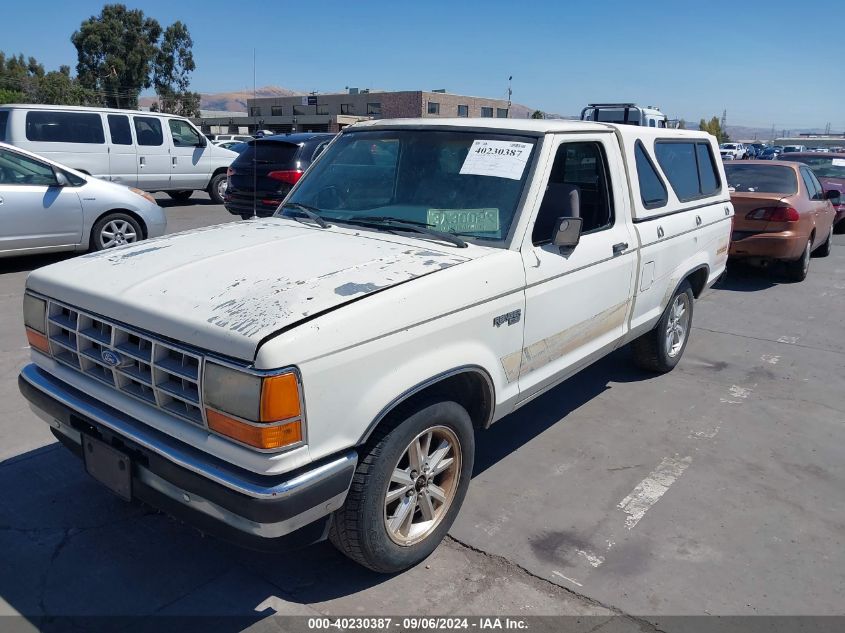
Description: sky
xmin=3 ymin=0 xmax=843 ymax=130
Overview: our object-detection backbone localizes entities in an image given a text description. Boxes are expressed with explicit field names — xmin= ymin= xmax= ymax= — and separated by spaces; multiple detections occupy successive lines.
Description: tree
xmin=531 ymin=110 xmax=545 ymax=119
xmin=72 ymin=4 xmax=162 ymax=109
xmin=699 ymin=116 xmax=730 ymax=143
xmin=153 ymin=21 xmax=201 ymax=117
xmin=1 ymin=52 xmax=96 ymax=106
xmin=0 ymin=88 xmax=25 ymax=104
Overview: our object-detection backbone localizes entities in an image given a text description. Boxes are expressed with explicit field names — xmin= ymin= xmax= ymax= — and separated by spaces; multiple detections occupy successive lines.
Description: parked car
xmin=0 ymin=105 xmax=237 ymax=204
xmin=782 ymin=145 xmax=806 ymax=154
xmin=725 ymin=160 xmax=837 ymax=280
xmin=0 ymin=142 xmax=165 ymax=258
xmin=781 ymin=152 xmax=845 ymax=231
xmin=745 ymin=145 xmax=758 ymax=159
xmin=224 ymin=133 xmax=335 ymax=219
xmin=18 ymin=119 xmax=732 ymax=572
xmin=253 ymin=129 xmax=275 ymax=138
xmin=214 ymin=140 xmax=248 ymax=153
xmin=213 ymin=134 xmax=253 ymax=143
xmin=750 ymin=143 xmax=767 ymax=156
xmin=720 ymin=143 xmax=747 ymax=160
xmin=758 ymin=147 xmax=781 ymax=160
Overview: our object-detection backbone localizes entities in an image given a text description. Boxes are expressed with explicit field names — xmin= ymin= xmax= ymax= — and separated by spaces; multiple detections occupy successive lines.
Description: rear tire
xmin=207 ymin=173 xmax=227 ymax=204
xmin=784 ymin=238 xmax=812 ymax=281
xmin=90 ymin=213 xmax=143 ymax=251
xmin=631 ymin=281 xmax=694 ymax=373
xmin=167 ymin=190 xmax=193 ymax=202
xmin=330 ymin=399 xmax=474 ymax=573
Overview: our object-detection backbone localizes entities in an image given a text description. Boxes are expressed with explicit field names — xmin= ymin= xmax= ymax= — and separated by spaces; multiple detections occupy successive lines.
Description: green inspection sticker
xmin=427 ymin=208 xmax=501 ymax=234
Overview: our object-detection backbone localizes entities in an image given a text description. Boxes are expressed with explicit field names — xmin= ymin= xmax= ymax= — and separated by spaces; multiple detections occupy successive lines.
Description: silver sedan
xmin=0 ymin=142 xmax=166 ymax=258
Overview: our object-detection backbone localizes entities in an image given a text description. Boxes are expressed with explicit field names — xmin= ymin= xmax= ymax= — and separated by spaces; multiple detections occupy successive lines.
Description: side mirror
xmin=196 ymin=136 xmax=207 ymax=148
xmin=825 ymin=189 xmax=840 ymax=201
xmin=552 ymin=217 xmax=583 ymax=248
xmin=54 ymin=170 xmax=70 ymax=187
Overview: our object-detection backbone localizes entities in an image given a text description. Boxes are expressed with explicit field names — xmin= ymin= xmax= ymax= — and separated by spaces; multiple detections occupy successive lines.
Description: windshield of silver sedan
xmin=277 ymin=129 xmax=538 ymax=244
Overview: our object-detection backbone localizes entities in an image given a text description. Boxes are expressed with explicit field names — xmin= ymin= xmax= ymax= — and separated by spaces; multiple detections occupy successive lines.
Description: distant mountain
xmin=139 ymin=85 xmax=306 ymax=112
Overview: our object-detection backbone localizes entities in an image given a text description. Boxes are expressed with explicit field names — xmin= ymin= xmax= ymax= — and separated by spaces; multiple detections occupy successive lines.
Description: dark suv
xmin=224 ymin=133 xmax=335 ymax=218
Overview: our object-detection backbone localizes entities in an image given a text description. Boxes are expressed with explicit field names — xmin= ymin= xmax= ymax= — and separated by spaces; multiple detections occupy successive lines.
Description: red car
xmin=782 ymin=152 xmax=845 ymax=232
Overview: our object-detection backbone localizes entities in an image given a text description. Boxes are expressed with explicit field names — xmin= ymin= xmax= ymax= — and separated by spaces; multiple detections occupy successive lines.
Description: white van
xmin=581 ymin=102 xmax=668 ymax=128
xmin=0 ymin=105 xmax=237 ymax=203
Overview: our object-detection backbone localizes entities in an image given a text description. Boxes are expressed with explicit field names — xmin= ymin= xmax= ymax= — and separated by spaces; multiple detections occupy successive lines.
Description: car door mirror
xmin=552 ymin=217 xmax=583 ymax=248
xmin=53 ymin=170 xmax=70 ymax=187
xmin=825 ymin=189 xmax=840 ymax=201
xmin=195 ymin=135 xmax=207 ymax=148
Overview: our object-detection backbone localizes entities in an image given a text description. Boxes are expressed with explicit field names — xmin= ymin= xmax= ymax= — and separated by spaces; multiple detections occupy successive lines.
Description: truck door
xmin=517 ymin=135 xmax=636 ymax=401
xmin=167 ymin=118 xmax=211 ymax=190
xmin=0 ymin=147 xmax=82 ymax=252
xmin=132 ymin=116 xmax=171 ymax=190
xmin=106 ymin=114 xmax=138 ymax=187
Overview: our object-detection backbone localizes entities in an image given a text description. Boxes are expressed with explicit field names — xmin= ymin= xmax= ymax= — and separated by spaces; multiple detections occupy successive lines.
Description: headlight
xmin=23 ymin=292 xmax=50 ymax=354
xmin=203 ymin=362 xmax=304 ymax=450
xmin=129 ymin=187 xmax=157 ymax=205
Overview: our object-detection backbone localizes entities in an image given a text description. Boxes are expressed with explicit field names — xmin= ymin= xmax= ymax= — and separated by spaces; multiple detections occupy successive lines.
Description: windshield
xmin=725 ymin=164 xmax=798 ymax=194
xmin=788 ymin=155 xmax=845 ymax=179
xmin=721 ymin=144 xmax=737 ymax=149
xmin=280 ymin=129 xmax=537 ymax=244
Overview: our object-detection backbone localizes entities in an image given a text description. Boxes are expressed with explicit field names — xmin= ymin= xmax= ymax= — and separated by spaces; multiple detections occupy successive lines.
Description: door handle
xmin=139 ymin=157 xmax=146 ymax=168
xmin=0 ymin=196 xmax=4 ymax=205
xmin=612 ymin=242 xmax=628 ymax=255
xmin=696 ymin=215 xmax=702 ymax=226
xmin=172 ymin=157 xmax=177 ymax=166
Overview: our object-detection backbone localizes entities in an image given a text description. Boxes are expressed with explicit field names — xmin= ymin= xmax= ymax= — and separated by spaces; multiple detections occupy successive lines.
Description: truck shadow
xmin=0 ymin=348 xmax=651 ymax=629
xmin=0 ymin=252 xmax=74 ymax=275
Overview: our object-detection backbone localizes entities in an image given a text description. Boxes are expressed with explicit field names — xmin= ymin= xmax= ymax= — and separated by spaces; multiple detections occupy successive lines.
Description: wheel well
xmin=685 ymin=266 xmax=709 ymax=298
xmin=362 ymin=369 xmax=495 ymax=444
xmin=209 ymin=167 xmax=227 ymax=184
xmin=92 ymin=209 xmax=148 ymax=240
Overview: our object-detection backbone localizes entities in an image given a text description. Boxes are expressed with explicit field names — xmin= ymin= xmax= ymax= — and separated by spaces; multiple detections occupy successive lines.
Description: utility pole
xmin=771 ymin=124 xmax=775 ymax=142
xmin=720 ymin=109 xmax=727 ymax=130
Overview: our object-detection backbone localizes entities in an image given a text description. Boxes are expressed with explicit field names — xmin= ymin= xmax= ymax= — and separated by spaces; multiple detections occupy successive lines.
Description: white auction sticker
xmin=459 ymin=140 xmax=533 ymax=180
xmin=832 ymin=158 xmax=845 ymax=167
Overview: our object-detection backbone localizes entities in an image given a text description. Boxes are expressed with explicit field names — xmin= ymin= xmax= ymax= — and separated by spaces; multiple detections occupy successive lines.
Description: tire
xmin=834 ymin=220 xmax=845 ymax=235
xmin=631 ymin=281 xmax=694 ymax=373
xmin=784 ymin=238 xmax=812 ymax=282
xmin=330 ymin=399 xmax=474 ymax=573
xmin=207 ymin=172 xmax=228 ymax=204
xmin=814 ymin=228 xmax=833 ymax=258
xmin=167 ymin=190 xmax=193 ymax=202
xmin=90 ymin=213 xmax=143 ymax=251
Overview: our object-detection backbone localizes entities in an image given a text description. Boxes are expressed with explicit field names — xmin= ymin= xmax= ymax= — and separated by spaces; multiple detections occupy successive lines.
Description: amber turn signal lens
xmin=26 ymin=328 xmax=50 ymax=354
xmin=260 ymin=372 xmax=301 ymax=422
xmin=206 ymin=409 xmax=302 ymax=450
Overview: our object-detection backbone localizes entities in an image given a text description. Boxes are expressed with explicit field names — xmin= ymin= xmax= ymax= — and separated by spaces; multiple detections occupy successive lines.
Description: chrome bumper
xmin=19 ymin=363 xmax=357 ymax=543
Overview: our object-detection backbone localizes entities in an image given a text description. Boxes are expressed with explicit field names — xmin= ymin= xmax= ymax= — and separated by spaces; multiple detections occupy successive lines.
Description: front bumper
xmin=18 ymin=364 xmax=357 ymax=550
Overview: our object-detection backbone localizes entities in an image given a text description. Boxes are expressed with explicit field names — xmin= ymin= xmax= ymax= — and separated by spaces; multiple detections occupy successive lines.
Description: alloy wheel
xmin=665 ymin=293 xmax=690 ymax=358
xmin=384 ymin=425 xmax=462 ymax=546
xmin=99 ymin=220 xmax=138 ymax=249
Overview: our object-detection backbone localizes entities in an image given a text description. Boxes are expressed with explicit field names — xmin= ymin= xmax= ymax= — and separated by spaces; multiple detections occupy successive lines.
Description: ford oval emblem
xmin=100 ymin=349 xmax=122 ymax=367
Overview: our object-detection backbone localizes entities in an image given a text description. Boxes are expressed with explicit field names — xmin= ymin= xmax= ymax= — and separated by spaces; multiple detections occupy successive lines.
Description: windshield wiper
xmin=335 ymin=217 xmax=467 ymax=248
xmin=281 ymin=202 xmax=330 ymax=228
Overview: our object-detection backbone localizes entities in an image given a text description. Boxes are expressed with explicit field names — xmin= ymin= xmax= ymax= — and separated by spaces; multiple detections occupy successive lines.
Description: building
xmin=196 ymin=88 xmax=517 ymax=135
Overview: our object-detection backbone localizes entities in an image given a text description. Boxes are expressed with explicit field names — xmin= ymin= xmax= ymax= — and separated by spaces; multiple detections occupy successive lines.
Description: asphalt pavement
xmin=1 ymin=193 xmax=843 ymax=631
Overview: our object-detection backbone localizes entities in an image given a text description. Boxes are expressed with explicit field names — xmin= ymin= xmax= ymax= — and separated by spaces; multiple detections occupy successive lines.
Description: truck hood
xmin=27 ymin=219 xmax=472 ymax=361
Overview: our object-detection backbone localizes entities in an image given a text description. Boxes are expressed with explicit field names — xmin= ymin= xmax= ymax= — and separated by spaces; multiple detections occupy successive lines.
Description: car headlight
xmin=129 ymin=187 xmax=157 ymax=205
xmin=23 ymin=292 xmax=50 ymax=354
xmin=203 ymin=361 xmax=304 ymax=450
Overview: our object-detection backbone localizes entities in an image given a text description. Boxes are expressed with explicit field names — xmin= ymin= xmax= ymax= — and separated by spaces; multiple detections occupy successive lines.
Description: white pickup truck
xmin=19 ymin=119 xmax=733 ymax=572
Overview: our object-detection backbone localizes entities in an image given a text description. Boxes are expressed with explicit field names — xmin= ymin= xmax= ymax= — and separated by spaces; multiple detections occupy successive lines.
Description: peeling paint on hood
xmin=26 ymin=219 xmax=471 ymax=360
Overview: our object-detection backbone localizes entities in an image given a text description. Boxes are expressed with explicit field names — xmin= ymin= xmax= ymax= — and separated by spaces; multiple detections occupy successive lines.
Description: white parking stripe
xmin=618 ymin=456 xmax=692 ymax=529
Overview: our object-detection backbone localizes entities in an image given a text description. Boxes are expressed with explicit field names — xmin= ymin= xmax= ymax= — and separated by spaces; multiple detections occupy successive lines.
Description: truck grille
xmin=44 ymin=301 xmax=205 ymax=426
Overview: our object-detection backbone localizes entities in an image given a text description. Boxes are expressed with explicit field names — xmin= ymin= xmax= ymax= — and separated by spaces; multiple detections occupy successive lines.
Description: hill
xmin=139 ymin=85 xmax=305 ymax=112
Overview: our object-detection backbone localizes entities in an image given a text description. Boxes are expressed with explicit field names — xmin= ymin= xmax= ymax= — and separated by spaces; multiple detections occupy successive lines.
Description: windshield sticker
xmin=459 ymin=140 xmax=533 ymax=180
xmin=427 ymin=208 xmax=500 ymax=234
xmin=832 ymin=159 xmax=845 ymax=167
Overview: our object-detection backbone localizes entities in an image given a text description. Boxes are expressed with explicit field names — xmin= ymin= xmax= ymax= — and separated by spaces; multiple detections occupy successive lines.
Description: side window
xmin=807 ymin=170 xmax=824 ymax=200
xmin=532 ymin=141 xmax=614 ymax=245
xmin=0 ymin=111 xmax=8 ymax=141
xmin=133 ymin=117 xmax=164 ymax=146
xmin=696 ymin=142 xmax=720 ymax=195
xmin=634 ymin=141 xmax=668 ymax=209
xmin=107 ymin=114 xmax=133 ymax=145
xmin=654 ymin=142 xmax=699 ymax=201
xmin=800 ymin=168 xmax=822 ymax=200
xmin=25 ymin=111 xmax=105 ymax=144
xmin=0 ymin=148 xmax=57 ymax=186
xmin=168 ymin=119 xmax=201 ymax=147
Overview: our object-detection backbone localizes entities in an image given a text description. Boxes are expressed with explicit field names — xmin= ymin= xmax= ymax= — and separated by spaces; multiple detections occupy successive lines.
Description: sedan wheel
xmin=664 ymin=293 xmax=691 ymax=358
xmin=90 ymin=213 xmax=143 ymax=251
